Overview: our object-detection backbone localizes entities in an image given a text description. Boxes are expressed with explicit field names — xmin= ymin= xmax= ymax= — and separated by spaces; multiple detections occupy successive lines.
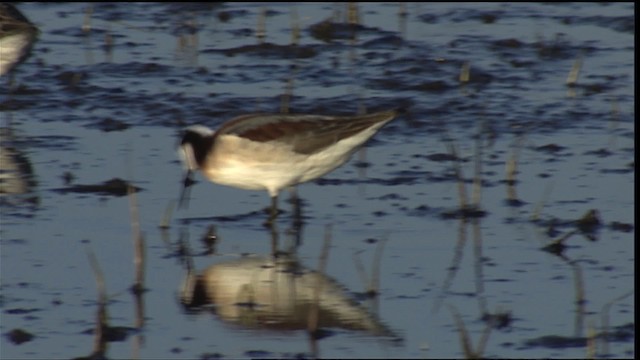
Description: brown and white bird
xmin=178 ymin=109 xmax=399 ymax=222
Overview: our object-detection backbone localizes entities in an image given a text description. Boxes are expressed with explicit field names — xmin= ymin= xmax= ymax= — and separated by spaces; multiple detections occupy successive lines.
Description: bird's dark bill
xmin=178 ymin=170 xmax=195 ymax=209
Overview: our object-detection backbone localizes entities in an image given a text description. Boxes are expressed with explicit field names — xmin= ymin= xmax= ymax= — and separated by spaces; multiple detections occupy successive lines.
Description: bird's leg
xmin=288 ymin=186 xmax=303 ymax=229
xmin=269 ymin=219 xmax=280 ymax=257
xmin=287 ymin=186 xmax=298 ymax=204
xmin=264 ymin=195 xmax=279 ymax=227
xmin=288 ymin=186 xmax=303 ymax=251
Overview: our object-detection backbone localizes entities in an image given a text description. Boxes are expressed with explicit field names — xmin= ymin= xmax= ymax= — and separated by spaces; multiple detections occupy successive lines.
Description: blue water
xmin=1 ymin=2 xmax=634 ymax=359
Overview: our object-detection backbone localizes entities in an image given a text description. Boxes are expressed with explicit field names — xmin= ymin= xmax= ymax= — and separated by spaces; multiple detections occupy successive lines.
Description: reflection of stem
xmin=132 ymin=292 xmax=145 ymax=358
xmin=357 ymin=147 xmax=367 ymax=197
xmin=308 ymin=225 xmax=333 ymax=357
xmin=449 ymin=304 xmax=491 ymax=359
xmin=131 ymin=184 xmax=148 ymax=358
xmin=475 ymin=320 xmax=493 ymax=357
xmin=472 ymin=218 xmax=487 ymax=316
xmin=447 ymin=141 xmax=468 ymax=210
xmin=506 ymin=134 xmax=524 ymax=204
xmin=600 ymin=290 xmax=633 ymax=356
xmin=310 ymin=225 xmax=333 ymax=326
xmin=128 ymin=184 xmax=145 ymax=295
xmin=432 ymin=218 xmax=468 ymax=313
xmin=104 ymin=24 xmax=113 ymax=63
xmin=371 ymin=235 xmax=387 ymax=295
xmin=86 ymin=245 xmax=108 ymax=358
xmin=569 ymin=258 xmax=585 ymax=338
xmin=369 ymin=235 xmax=387 ymax=314
xmin=449 ymin=305 xmax=472 ymax=357
xmin=531 ymin=181 xmax=554 ymax=223
xmin=280 ymin=58 xmax=297 ymax=114
xmin=607 ymin=97 xmax=620 ymax=149
xmin=586 ymin=320 xmax=597 ymax=359
xmin=554 ymin=251 xmax=586 ymax=339
xmin=471 ymin=121 xmax=483 ymax=208
xmin=351 ymin=234 xmax=387 ymax=312
xmin=352 ymin=250 xmax=369 ymax=292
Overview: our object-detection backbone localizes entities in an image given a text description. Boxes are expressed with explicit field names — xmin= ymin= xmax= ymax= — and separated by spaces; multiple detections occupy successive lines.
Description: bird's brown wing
xmin=216 ymin=110 xmax=397 ymax=155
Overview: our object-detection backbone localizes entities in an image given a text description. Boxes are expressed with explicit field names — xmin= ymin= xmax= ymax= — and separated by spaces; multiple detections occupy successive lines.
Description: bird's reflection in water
xmin=179 ymin=253 xmax=400 ymax=340
xmin=176 ymin=184 xmax=401 ymax=349
xmin=0 ymin=127 xmax=38 ymax=211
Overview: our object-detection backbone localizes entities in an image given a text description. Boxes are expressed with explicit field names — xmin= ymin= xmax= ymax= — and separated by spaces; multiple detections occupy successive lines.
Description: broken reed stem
xmin=398 ymin=2 xmax=408 ymax=18
xmin=505 ymin=154 xmax=517 ymax=200
xmin=158 ymin=200 xmax=175 ymax=229
xmin=86 ymin=246 xmax=107 ymax=314
xmin=459 ymin=61 xmax=471 ymax=84
xmin=256 ymin=7 xmax=266 ymax=44
xmin=566 ymin=55 xmax=582 ymax=86
xmin=347 ymin=2 xmax=359 ymax=25
xmin=82 ymin=5 xmax=93 ymax=33
xmin=290 ymin=6 xmax=300 ymax=46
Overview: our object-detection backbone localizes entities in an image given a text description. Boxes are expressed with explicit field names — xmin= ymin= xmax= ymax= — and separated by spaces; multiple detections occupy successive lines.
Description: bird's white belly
xmin=203 ymin=134 xmax=357 ymax=195
xmin=205 ymin=153 xmax=349 ymax=192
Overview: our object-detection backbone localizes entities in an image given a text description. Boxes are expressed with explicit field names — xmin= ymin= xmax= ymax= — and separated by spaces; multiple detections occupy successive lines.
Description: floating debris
xmin=5 ymin=328 xmax=34 ymax=345
xmin=52 ymin=178 xmax=142 ymax=197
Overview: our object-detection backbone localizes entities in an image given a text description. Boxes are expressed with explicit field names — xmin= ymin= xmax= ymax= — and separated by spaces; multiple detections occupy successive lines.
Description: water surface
xmin=1 ymin=2 xmax=634 ymax=359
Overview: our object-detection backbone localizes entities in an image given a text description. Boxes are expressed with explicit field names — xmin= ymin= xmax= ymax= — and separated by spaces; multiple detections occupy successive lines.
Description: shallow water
xmin=1 ymin=2 xmax=634 ymax=359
